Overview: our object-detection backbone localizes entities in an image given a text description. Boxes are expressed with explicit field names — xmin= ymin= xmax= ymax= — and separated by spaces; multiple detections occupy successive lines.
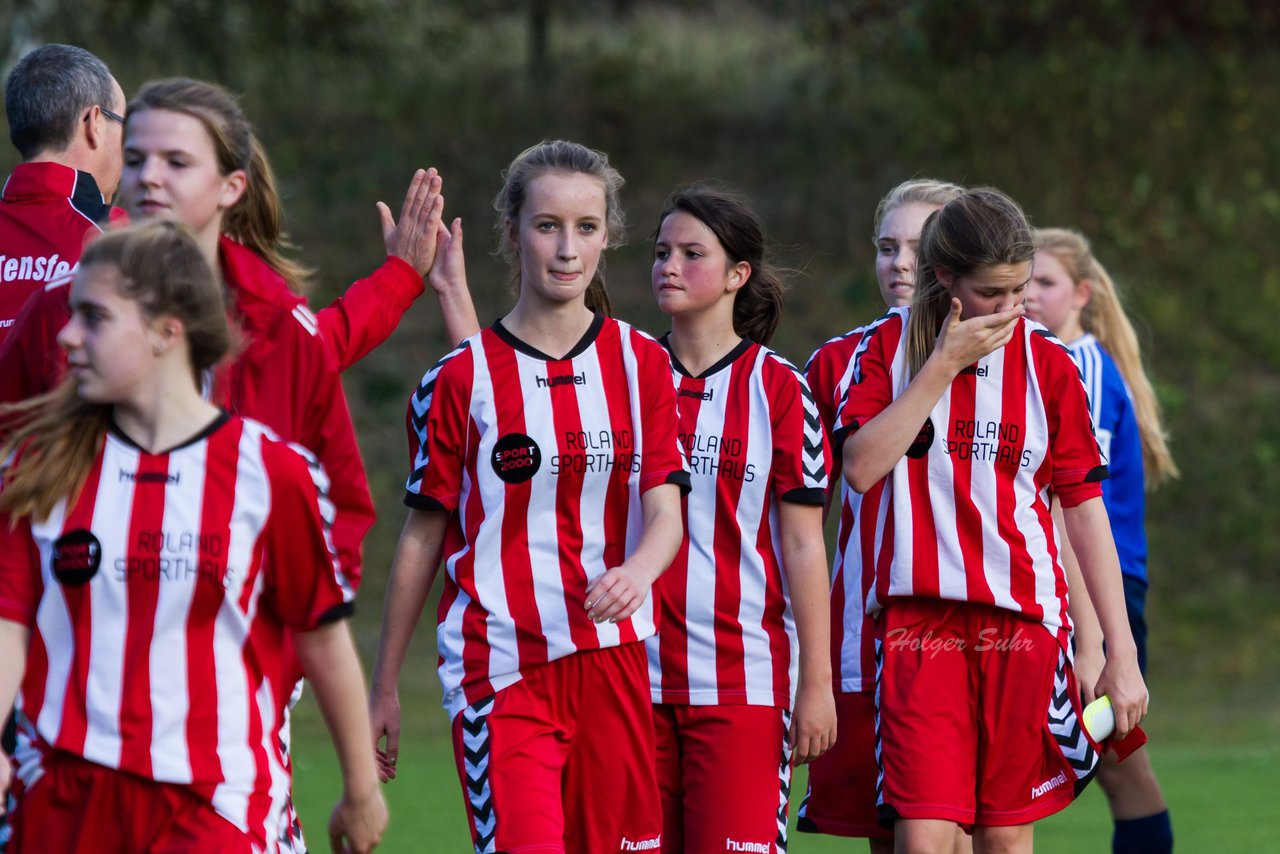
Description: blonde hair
xmin=0 ymin=223 xmax=229 ymax=522
xmin=906 ymin=188 xmax=1034 ymax=378
xmin=872 ymin=177 xmax=966 ymax=243
xmin=127 ymin=78 xmax=313 ymax=293
xmin=1034 ymin=227 xmax=1179 ymax=488
xmin=494 ymin=140 xmax=625 ymax=316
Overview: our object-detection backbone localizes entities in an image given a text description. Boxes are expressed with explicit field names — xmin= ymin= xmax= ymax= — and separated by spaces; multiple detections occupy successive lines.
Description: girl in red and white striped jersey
xmin=0 ymin=223 xmax=385 ymax=853
xmin=645 ymin=185 xmax=837 ymax=852
xmin=839 ymin=189 xmax=1148 ymax=853
xmin=799 ymin=178 xmax=966 ymax=851
xmin=369 ymin=141 xmax=687 ymax=854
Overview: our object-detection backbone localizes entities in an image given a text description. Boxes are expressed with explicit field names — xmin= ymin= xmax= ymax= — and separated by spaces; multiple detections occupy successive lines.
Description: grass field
xmin=289 ymin=679 xmax=1280 ymax=852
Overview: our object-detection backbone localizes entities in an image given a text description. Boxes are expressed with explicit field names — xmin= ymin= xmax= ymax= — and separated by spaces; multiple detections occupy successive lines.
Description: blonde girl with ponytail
xmin=1030 ymin=229 xmax=1177 ymax=486
xmin=370 ymin=141 xmax=686 ymax=854
xmin=1028 ymin=227 xmax=1176 ymax=854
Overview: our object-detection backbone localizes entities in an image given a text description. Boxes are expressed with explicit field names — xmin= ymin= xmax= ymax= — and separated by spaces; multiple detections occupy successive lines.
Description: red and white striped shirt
xmin=836 ymin=309 xmax=1106 ymax=638
xmin=806 ymin=328 xmax=883 ymax=693
xmin=647 ymin=339 xmax=829 ymax=709
xmin=404 ymin=314 xmax=689 ymax=720
xmin=0 ymin=415 xmax=352 ymax=851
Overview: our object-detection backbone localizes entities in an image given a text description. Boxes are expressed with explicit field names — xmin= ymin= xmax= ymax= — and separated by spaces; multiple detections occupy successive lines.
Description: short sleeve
xmin=767 ymin=356 xmax=830 ymax=505
xmin=404 ymin=343 xmax=473 ymax=511
xmin=633 ymin=333 xmax=691 ymax=495
xmin=1039 ymin=335 xmax=1108 ymax=507
xmin=261 ymin=441 xmax=355 ymax=630
xmin=804 ymin=340 xmax=842 ymax=440
xmin=833 ymin=311 xmax=903 ymax=446
xmin=1102 ymin=369 xmax=1143 ymax=499
xmin=0 ymin=513 xmax=41 ymax=627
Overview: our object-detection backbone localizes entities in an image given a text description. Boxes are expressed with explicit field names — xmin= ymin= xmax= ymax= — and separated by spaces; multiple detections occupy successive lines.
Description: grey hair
xmin=5 ymin=44 xmax=115 ymax=159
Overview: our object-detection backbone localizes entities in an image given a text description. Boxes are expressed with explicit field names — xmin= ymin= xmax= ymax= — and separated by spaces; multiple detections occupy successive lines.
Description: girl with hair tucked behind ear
xmin=0 ymin=223 xmax=385 ymax=854
xmin=1028 ymin=226 xmax=1176 ymax=854
xmin=838 ymin=188 xmax=1147 ymax=854
xmin=369 ymin=140 xmax=687 ymax=854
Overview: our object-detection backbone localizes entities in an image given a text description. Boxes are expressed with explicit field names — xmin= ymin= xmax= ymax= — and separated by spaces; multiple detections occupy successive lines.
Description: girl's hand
xmin=369 ymin=689 xmax=402 ymax=782
xmin=379 ymin=168 xmax=445 ymax=277
xmin=428 ymin=217 xmax=467 ymax=297
xmin=584 ymin=561 xmax=657 ymax=624
xmin=1092 ymin=651 xmax=1148 ymax=739
xmin=1073 ymin=642 xmax=1105 ymax=707
xmin=934 ymin=298 xmax=1023 ymax=374
xmin=789 ymin=681 xmax=837 ymax=765
xmin=328 ymin=783 xmax=388 ymax=854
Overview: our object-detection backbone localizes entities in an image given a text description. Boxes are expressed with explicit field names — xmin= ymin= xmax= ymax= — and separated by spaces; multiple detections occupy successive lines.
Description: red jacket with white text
xmin=0 ymin=163 xmax=124 ymax=348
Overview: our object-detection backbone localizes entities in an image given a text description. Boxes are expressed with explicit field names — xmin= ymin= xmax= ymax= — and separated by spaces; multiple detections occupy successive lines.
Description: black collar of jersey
xmin=69 ymin=169 xmax=111 ymax=225
xmin=492 ymin=310 xmax=604 ymax=362
xmin=108 ymin=410 xmax=231 ymax=455
xmin=660 ymin=334 xmax=753 ymax=380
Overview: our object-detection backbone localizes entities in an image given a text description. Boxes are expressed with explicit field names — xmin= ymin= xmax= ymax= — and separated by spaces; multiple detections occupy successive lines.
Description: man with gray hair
xmin=0 ymin=43 xmax=126 ymax=345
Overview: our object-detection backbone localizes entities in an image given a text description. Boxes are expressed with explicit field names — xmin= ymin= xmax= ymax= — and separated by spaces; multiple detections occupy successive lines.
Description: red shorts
xmin=876 ymin=598 xmax=1099 ymax=829
xmin=9 ymin=749 xmax=254 ymax=853
xmin=796 ymin=691 xmax=891 ymax=839
xmin=449 ymin=642 xmax=661 ymax=854
xmin=652 ymin=703 xmax=791 ymax=854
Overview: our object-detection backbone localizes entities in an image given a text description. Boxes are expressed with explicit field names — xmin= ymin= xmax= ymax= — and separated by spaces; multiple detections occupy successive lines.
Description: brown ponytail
xmin=907 ymin=188 xmax=1035 ymax=378
xmin=127 ymin=78 xmax=313 ymax=293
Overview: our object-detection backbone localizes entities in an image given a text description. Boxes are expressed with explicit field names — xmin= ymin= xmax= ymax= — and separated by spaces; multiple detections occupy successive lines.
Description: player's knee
xmin=896 ymin=820 xmax=962 ymax=854
xmin=972 ymin=823 xmax=1032 ymax=854
xmin=1097 ymin=750 xmax=1156 ymax=791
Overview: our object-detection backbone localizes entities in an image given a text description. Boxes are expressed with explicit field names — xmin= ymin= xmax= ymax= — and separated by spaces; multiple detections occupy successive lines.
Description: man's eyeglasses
xmin=98 ymin=107 xmax=124 ymax=125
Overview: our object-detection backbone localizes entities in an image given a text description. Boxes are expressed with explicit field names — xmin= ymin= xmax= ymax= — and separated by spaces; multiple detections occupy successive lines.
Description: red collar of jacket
xmin=2 ymin=161 xmax=122 ymax=226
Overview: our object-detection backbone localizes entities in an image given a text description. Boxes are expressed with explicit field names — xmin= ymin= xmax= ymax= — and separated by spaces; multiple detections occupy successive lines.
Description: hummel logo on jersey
xmin=535 ymin=372 xmax=586 ymax=389
xmin=619 ymin=836 xmax=661 ymax=851
xmin=1031 ymin=770 xmax=1069 ymax=799
xmin=725 ymin=839 xmax=771 ymax=853
xmin=679 ymin=387 xmax=713 ymax=401
xmin=119 ymin=468 xmax=180 ymax=485
xmin=959 ymin=363 xmax=989 ymax=377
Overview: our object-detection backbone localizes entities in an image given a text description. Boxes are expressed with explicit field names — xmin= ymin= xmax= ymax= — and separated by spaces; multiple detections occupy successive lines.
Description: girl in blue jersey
xmin=1027 ymin=227 xmax=1178 ymax=854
